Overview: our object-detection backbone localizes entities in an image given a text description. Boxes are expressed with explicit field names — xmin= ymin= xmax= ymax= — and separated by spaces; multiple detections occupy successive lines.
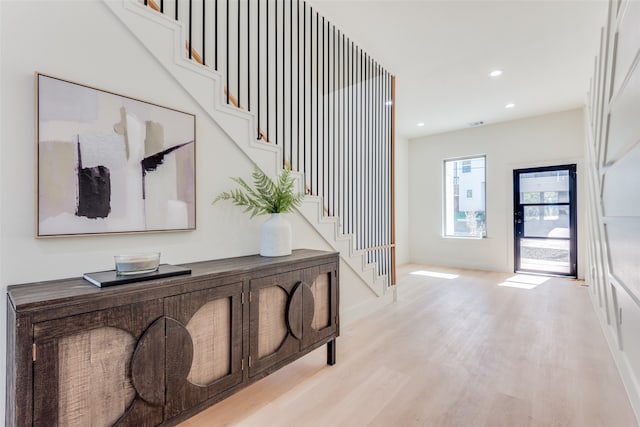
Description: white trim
xmin=591 ymin=289 xmax=640 ymax=424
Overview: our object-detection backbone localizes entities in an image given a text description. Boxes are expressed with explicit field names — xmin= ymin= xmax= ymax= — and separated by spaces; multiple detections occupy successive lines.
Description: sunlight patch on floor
xmin=498 ymin=274 xmax=550 ymax=290
xmin=498 ymin=281 xmax=538 ymax=290
xmin=506 ymin=274 xmax=550 ymax=285
xmin=410 ymin=270 xmax=459 ymax=280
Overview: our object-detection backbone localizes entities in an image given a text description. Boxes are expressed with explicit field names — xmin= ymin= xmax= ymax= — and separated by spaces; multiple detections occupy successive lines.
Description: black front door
xmin=513 ymin=164 xmax=577 ymax=277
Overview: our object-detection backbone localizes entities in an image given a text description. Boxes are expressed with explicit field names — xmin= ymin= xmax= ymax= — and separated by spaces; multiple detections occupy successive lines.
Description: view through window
xmin=444 ymin=156 xmax=486 ymax=237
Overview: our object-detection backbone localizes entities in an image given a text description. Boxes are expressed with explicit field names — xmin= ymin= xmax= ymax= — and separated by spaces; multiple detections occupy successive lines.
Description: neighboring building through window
xmin=444 ymin=156 xmax=486 ymax=237
xmin=462 ymin=160 xmax=471 ymax=173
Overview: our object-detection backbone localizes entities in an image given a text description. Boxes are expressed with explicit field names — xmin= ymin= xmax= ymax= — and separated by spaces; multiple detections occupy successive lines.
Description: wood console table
xmin=6 ymin=249 xmax=339 ymax=426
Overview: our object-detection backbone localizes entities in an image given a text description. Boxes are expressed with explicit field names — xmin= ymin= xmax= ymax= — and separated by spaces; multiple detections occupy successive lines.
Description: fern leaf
xmin=213 ymin=165 xmax=304 ymax=218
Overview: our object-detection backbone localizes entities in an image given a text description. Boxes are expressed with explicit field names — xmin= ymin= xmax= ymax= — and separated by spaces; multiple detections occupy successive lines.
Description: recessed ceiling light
xmin=505 ymin=103 xmax=515 ymax=109
xmin=417 ymin=122 xmax=425 ymax=127
xmin=489 ymin=69 xmax=503 ymax=77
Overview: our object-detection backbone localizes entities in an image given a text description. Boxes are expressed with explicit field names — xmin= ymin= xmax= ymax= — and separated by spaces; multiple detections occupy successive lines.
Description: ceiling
xmin=307 ymin=0 xmax=608 ymax=140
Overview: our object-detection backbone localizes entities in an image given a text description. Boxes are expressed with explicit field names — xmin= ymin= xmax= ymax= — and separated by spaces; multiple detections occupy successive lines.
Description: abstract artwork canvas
xmin=36 ymin=73 xmax=196 ymax=237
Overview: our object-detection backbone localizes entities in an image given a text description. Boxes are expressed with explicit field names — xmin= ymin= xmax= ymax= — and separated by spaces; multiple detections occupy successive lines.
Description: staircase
xmin=104 ymin=0 xmax=394 ymax=295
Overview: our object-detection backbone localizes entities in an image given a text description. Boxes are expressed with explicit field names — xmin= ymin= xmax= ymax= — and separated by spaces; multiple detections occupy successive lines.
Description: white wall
xmin=408 ymin=109 xmax=586 ymax=275
xmin=0 ymin=0 xmax=377 ymax=421
xmin=395 ymin=135 xmax=409 ymax=266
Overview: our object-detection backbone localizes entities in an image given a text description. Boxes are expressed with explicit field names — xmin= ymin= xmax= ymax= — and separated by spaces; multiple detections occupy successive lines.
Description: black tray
xmin=83 ymin=264 xmax=191 ymax=288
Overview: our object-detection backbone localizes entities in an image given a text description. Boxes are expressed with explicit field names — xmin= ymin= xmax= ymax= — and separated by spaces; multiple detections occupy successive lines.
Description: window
xmin=444 ymin=156 xmax=486 ymax=237
xmin=462 ymin=160 xmax=471 ymax=173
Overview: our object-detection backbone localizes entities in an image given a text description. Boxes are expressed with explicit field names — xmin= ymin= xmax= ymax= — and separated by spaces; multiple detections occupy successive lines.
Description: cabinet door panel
xmin=33 ymin=300 xmax=164 ymax=427
xmin=310 ymin=273 xmax=330 ymax=330
xmin=258 ymin=285 xmax=290 ymax=357
xmin=164 ymin=281 xmax=243 ymax=419
xmin=302 ymin=263 xmax=339 ymax=349
xmin=249 ymin=270 xmax=303 ymax=377
xmin=60 ymin=327 xmax=136 ymax=425
xmin=186 ymin=297 xmax=231 ymax=385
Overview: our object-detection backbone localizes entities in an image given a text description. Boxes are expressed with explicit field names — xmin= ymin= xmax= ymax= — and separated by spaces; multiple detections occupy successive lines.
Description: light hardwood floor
xmin=180 ymin=265 xmax=639 ymax=427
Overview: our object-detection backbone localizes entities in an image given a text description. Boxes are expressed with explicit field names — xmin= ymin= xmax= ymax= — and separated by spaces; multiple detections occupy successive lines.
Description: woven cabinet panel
xmin=57 ymin=327 xmax=136 ymax=427
xmin=186 ymin=297 xmax=231 ymax=386
xmin=258 ymin=286 xmax=288 ymax=358
xmin=311 ymin=273 xmax=330 ymax=330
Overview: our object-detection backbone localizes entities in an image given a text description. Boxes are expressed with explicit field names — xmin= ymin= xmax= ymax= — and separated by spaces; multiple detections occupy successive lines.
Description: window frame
xmin=442 ymin=155 xmax=487 ymax=239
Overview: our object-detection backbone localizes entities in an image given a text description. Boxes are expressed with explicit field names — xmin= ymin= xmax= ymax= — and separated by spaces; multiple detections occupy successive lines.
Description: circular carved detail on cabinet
xmin=287 ymin=281 xmax=315 ymax=340
xmin=165 ymin=317 xmax=194 ymax=395
xmin=131 ymin=318 xmax=167 ymax=406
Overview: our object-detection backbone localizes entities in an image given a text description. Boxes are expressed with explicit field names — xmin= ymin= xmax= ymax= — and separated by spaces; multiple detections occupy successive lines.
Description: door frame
xmin=513 ymin=164 xmax=577 ymax=277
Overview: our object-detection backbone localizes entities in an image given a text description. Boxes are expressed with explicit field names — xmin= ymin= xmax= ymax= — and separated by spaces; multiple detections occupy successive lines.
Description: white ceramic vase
xmin=260 ymin=213 xmax=292 ymax=256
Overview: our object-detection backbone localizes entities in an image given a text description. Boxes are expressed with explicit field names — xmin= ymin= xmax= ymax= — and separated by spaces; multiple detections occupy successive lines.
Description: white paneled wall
xmin=585 ymin=0 xmax=640 ymax=421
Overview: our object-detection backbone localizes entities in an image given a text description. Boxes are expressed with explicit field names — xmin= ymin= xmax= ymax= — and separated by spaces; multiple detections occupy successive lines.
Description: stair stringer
xmin=290 ymin=172 xmax=388 ymax=295
xmin=103 ymin=0 xmax=388 ymax=296
xmin=298 ymin=199 xmax=389 ymax=294
xmin=104 ymin=0 xmax=280 ymax=174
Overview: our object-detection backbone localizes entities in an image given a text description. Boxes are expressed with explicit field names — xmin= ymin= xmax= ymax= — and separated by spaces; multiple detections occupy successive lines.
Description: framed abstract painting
xmin=36 ymin=73 xmax=196 ymax=237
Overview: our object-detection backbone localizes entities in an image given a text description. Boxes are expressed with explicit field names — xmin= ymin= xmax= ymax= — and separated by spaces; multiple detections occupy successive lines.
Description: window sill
xmin=442 ymin=235 xmax=487 ymax=240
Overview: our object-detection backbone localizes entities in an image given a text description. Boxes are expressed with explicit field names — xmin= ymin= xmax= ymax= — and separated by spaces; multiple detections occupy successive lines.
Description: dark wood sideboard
xmin=6 ymin=249 xmax=339 ymax=426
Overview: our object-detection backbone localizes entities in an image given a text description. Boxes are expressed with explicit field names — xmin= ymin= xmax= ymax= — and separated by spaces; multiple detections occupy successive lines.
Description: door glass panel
xmin=519 ymin=238 xmax=570 ymax=274
xmin=519 ymin=170 xmax=569 ymax=203
xmin=523 ymin=205 xmax=570 ymax=238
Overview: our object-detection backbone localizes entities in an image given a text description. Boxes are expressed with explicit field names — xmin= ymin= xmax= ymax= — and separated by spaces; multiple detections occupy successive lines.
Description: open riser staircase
xmin=105 ymin=0 xmax=395 ymax=295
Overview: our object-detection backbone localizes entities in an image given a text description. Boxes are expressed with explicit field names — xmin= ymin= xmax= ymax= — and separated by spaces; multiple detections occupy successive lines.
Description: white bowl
xmin=115 ymin=253 xmax=160 ymax=275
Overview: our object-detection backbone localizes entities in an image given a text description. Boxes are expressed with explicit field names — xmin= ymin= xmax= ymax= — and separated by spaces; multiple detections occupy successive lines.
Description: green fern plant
xmin=213 ymin=166 xmax=304 ymax=218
